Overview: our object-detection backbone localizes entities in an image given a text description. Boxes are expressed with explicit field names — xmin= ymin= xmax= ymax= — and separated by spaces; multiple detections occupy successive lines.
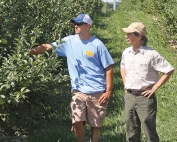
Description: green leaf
xmin=0 ymin=39 xmax=7 ymax=44
xmin=0 ymin=95 xmax=5 ymax=98
xmin=0 ymin=99 xmax=4 ymax=105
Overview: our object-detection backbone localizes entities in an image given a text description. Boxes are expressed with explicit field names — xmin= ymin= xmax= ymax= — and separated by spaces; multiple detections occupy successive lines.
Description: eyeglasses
xmin=74 ymin=22 xmax=86 ymax=26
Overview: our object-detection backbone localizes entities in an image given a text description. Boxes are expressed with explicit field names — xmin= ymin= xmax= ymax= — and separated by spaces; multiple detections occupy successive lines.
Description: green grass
xmin=28 ymin=7 xmax=177 ymax=142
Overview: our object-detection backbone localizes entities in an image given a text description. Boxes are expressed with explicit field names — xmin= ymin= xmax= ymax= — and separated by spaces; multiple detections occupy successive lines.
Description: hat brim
xmin=70 ymin=19 xmax=75 ymax=23
xmin=122 ymin=28 xmax=136 ymax=33
xmin=70 ymin=18 xmax=83 ymax=23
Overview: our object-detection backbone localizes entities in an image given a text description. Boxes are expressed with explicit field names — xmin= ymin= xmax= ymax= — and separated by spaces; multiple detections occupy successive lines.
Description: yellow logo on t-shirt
xmin=85 ymin=50 xmax=94 ymax=57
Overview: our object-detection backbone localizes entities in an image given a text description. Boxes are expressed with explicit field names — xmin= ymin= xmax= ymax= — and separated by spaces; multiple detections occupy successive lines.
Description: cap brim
xmin=122 ymin=28 xmax=135 ymax=33
xmin=70 ymin=18 xmax=83 ymax=23
xmin=70 ymin=19 xmax=75 ymax=23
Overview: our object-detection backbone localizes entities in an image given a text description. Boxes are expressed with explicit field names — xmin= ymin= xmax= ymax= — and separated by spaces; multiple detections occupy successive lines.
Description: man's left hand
xmin=142 ymin=86 xmax=159 ymax=98
xmin=98 ymin=92 xmax=111 ymax=105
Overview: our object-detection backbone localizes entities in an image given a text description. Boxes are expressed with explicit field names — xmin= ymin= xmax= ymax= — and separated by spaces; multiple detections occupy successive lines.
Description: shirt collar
xmin=128 ymin=46 xmax=146 ymax=54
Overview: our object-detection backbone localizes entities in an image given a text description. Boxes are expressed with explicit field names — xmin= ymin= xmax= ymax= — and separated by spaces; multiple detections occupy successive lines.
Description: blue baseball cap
xmin=71 ymin=14 xmax=93 ymax=26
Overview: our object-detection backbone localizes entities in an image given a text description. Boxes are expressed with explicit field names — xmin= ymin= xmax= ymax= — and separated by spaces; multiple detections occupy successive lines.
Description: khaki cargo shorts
xmin=70 ymin=91 xmax=107 ymax=127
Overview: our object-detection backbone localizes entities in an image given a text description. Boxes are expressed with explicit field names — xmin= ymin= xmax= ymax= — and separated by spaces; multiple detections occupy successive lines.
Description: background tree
xmin=0 ymin=0 xmax=103 ymax=136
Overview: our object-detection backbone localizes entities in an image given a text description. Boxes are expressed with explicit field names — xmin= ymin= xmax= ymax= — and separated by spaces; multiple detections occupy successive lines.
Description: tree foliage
xmin=0 ymin=0 xmax=103 ymax=136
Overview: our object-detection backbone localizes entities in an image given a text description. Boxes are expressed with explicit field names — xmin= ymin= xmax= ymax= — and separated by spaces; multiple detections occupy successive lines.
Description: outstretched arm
xmin=30 ymin=44 xmax=52 ymax=55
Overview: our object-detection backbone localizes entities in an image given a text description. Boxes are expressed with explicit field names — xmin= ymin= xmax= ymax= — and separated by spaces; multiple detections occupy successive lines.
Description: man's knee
xmin=72 ymin=121 xmax=85 ymax=132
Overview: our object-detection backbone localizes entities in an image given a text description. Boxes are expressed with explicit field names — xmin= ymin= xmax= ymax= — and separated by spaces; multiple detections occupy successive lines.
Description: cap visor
xmin=122 ymin=28 xmax=135 ymax=33
xmin=70 ymin=18 xmax=83 ymax=23
xmin=70 ymin=19 xmax=75 ymax=23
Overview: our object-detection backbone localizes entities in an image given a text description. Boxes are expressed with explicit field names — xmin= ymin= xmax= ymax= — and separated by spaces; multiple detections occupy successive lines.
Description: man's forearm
xmin=30 ymin=44 xmax=52 ymax=55
xmin=120 ymin=69 xmax=126 ymax=85
xmin=98 ymin=65 xmax=113 ymax=104
xmin=106 ymin=65 xmax=113 ymax=93
xmin=153 ymin=69 xmax=174 ymax=90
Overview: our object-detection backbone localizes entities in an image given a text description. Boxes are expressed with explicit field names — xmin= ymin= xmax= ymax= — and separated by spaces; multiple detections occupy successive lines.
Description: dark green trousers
xmin=124 ymin=93 xmax=159 ymax=142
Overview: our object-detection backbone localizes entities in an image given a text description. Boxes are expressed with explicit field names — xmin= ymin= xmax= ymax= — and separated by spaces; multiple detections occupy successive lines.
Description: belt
xmin=126 ymin=89 xmax=144 ymax=96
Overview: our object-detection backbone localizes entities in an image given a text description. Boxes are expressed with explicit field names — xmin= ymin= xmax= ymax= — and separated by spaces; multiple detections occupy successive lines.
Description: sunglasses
xmin=74 ymin=22 xmax=86 ymax=26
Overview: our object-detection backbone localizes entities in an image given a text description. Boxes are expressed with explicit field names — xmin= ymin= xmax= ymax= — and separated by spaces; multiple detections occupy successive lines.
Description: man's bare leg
xmin=72 ymin=122 xmax=85 ymax=142
xmin=90 ymin=127 xmax=101 ymax=142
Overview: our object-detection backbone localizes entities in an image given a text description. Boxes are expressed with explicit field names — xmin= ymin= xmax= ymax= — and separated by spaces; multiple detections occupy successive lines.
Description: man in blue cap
xmin=30 ymin=13 xmax=114 ymax=142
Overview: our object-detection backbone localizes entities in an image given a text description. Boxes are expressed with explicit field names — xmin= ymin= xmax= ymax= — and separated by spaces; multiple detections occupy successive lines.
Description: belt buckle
xmin=133 ymin=90 xmax=142 ymax=96
xmin=127 ymin=89 xmax=142 ymax=96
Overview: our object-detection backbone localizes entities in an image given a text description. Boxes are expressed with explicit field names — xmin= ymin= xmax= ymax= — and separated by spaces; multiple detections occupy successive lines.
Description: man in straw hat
xmin=120 ymin=22 xmax=174 ymax=142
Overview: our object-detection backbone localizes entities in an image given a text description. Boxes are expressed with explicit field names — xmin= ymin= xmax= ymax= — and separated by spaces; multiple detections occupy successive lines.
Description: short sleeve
xmin=120 ymin=52 xmax=125 ymax=69
xmin=51 ymin=37 xmax=68 ymax=57
xmin=100 ymin=47 xmax=114 ymax=68
xmin=151 ymin=51 xmax=174 ymax=73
